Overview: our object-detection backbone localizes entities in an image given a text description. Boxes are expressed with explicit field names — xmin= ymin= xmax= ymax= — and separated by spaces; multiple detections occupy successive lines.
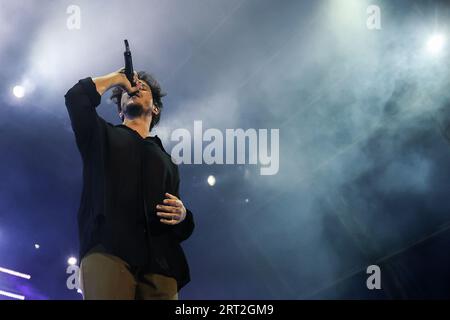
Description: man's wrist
xmin=92 ymin=73 xmax=122 ymax=96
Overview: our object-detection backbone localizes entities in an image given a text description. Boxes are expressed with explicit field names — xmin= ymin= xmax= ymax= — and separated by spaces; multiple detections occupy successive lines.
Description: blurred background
xmin=0 ymin=0 xmax=449 ymax=299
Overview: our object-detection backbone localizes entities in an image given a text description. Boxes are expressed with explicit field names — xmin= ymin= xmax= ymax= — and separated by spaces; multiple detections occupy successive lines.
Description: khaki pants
xmin=79 ymin=251 xmax=178 ymax=300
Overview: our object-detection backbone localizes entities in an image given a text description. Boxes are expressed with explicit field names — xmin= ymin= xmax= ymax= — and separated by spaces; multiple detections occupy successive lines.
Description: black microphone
xmin=124 ymin=39 xmax=136 ymax=87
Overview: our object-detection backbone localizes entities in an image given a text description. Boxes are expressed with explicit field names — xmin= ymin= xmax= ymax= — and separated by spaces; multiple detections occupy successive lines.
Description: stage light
xmin=12 ymin=85 xmax=25 ymax=98
xmin=0 ymin=266 xmax=31 ymax=279
xmin=426 ymin=34 xmax=446 ymax=55
xmin=207 ymin=175 xmax=216 ymax=186
xmin=34 ymin=244 xmax=40 ymax=249
xmin=245 ymin=198 xmax=249 ymax=203
xmin=67 ymin=257 xmax=77 ymax=266
xmin=0 ymin=290 xmax=25 ymax=300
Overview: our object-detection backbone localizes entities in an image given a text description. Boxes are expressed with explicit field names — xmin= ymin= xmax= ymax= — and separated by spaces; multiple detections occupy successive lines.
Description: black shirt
xmin=64 ymin=77 xmax=195 ymax=290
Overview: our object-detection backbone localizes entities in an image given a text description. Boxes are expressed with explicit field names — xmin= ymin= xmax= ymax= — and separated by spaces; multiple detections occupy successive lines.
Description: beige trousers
xmin=79 ymin=251 xmax=178 ymax=300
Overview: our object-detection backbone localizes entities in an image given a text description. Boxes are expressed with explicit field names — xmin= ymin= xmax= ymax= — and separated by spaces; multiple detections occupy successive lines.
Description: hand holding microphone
xmin=116 ymin=67 xmax=139 ymax=95
xmin=92 ymin=40 xmax=140 ymax=96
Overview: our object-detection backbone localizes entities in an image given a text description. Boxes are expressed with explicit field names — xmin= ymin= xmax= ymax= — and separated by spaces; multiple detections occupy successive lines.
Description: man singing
xmin=64 ymin=68 xmax=195 ymax=300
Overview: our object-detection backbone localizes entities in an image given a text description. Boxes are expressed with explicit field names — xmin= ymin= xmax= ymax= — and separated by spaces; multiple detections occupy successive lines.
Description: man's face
xmin=120 ymin=78 xmax=154 ymax=119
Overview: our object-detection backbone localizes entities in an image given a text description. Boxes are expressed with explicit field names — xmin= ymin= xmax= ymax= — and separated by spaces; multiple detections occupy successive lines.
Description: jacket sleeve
xmin=64 ymin=77 xmax=102 ymax=155
xmin=170 ymin=174 xmax=195 ymax=242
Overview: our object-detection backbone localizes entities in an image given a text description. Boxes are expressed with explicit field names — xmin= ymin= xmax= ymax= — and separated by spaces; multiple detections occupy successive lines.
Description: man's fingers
xmin=156 ymin=204 xmax=181 ymax=213
xmin=163 ymin=199 xmax=182 ymax=207
xmin=165 ymin=192 xmax=178 ymax=200
xmin=129 ymin=88 xmax=139 ymax=95
xmin=159 ymin=218 xmax=179 ymax=225
xmin=157 ymin=211 xmax=181 ymax=225
xmin=133 ymin=72 xmax=139 ymax=85
xmin=157 ymin=212 xmax=180 ymax=220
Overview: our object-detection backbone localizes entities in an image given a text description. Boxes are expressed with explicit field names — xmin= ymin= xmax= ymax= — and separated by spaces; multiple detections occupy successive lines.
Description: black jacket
xmin=64 ymin=77 xmax=194 ymax=290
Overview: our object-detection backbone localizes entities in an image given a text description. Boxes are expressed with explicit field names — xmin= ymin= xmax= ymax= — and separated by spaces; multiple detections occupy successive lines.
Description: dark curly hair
xmin=110 ymin=71 xmax=166 ymax=131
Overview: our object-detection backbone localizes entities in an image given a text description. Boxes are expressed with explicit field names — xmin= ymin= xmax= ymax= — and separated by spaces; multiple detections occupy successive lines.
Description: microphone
xmin=124 ymin=39 xmax=136 ymax=87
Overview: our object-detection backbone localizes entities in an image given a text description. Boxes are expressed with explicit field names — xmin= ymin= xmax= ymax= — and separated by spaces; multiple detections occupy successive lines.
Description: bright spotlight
xmin=67 ymin=257 xmax=77 ymax=266
xmin=426 ymin=34 xmax=445 ymax=55
xmin=13 ymin=85 xmax=25 ymax=98
xmin=34 ymin=244 xmax=40 ymax=249
xmin=207 ymin=175 xmax=216 ymax=186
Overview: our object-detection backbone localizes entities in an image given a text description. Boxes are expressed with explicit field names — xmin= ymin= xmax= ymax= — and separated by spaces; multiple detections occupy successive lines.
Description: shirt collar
xmin=116 ymin=124 xmax=166 ymax=152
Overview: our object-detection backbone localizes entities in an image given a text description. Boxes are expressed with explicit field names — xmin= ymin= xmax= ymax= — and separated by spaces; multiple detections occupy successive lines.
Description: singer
xmin=64 ymin=67 xmax=195 ymax=300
